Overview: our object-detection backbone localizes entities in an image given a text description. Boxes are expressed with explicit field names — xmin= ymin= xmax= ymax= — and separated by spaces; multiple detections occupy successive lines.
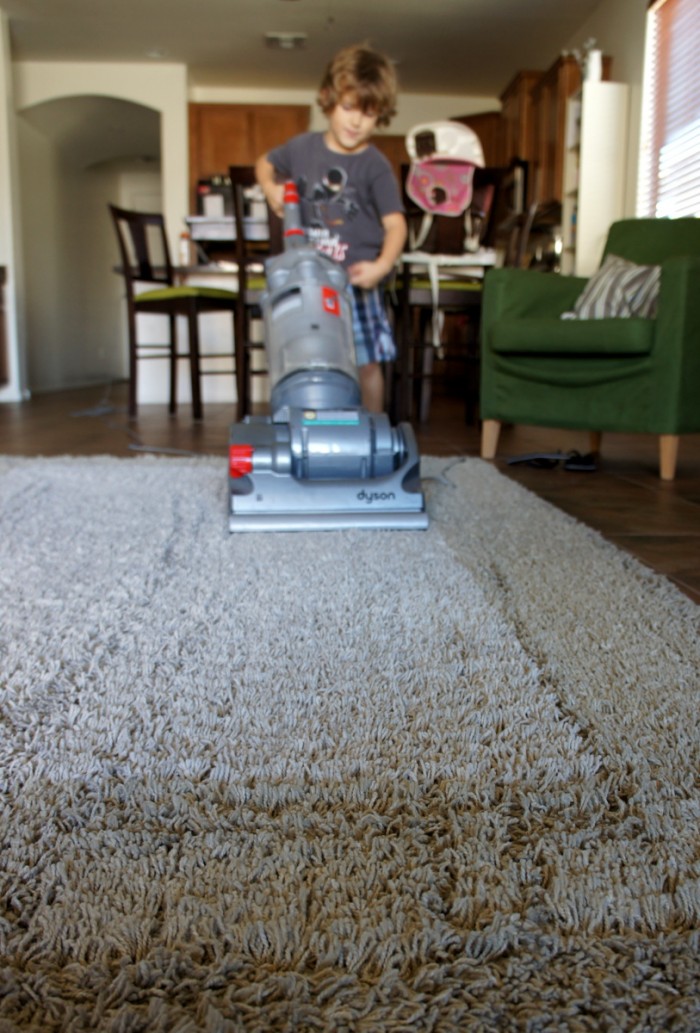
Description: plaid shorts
xmin=348 ymin=286 xmax=397 ymax=366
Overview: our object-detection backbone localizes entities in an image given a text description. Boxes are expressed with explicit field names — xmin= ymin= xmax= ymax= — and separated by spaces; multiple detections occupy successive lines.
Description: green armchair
xmin=479 ymin=218 xmax=700 ymax=479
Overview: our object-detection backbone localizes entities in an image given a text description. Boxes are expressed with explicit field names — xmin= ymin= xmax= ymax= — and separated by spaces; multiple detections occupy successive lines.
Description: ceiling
xmin=1 ymin=0 xmax=603 ymax=98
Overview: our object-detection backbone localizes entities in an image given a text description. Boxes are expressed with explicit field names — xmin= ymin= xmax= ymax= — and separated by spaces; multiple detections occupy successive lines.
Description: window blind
xmin=637 ymin=0 xmax=700 ymax=217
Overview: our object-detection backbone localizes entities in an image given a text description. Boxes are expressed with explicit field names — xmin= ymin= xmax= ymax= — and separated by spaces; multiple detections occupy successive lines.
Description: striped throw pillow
xmin=569 ymin=254 xmax=661 ymax=320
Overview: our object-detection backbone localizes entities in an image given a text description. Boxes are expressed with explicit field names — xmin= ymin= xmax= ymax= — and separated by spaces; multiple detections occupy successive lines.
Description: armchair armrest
xmin=651 ymin=255 xmax=700 ymax=431
xmin=482 ymin=268 xmax=588 ymax=324
xmin=656 ymin=254 xmax=700 ymax=335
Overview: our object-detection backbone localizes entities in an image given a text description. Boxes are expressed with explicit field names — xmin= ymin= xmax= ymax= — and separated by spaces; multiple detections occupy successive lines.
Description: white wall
xmin=10 ymin=62 xmax=187 ymax=393
xmin=0 ymin=13 xmax=25 ymax=401
xmin=14 ymin=62 xmax=188 ymax=250
xmin=16 ymin=110 xmax=160 ymax=393
xmin=16 ymin=117 xmax=64 ymax=391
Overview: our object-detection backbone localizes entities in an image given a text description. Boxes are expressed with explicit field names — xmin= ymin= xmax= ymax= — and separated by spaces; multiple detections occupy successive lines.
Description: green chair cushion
xmin=491 ymin=317 xmax=655 ymax=356
xmin=135 ymin=286 xmax=238 ymax=304
xmin=410 ymin=277 xmax=482 ymax=293
xmin=394 ymin=276 xmax=483 ymax=296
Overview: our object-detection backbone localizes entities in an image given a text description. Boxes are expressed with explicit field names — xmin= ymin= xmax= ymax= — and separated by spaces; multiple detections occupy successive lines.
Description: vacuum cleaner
xmin=228 ymin=181 xmax=428 ymax=532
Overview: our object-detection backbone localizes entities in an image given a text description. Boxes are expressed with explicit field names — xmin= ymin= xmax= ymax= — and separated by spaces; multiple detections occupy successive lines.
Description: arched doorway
xmin=18 ymin=95 xmax=161 ymax=392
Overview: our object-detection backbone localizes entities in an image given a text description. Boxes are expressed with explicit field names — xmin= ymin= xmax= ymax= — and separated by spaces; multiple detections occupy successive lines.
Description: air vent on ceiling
xmin=265 ymin=32 xmax=308 ymax=50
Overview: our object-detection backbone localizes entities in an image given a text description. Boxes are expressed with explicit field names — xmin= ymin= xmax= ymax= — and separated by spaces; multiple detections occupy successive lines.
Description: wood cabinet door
xmin=531 ymin=56 xmax=581 ymax=203
xmin=250 ymin=106 xmax=310 ymax=158
xmin=371 ymin=134 xmax=409 ymax=186
xmin=188 ymin=103 xmax=310 ymax=208
xmin=451 ymin=112 xmax=505 ymax=166
xmin=500 ymin=71 xmax=542 ymax=171
xmin=190 ymin=104 xmax=251 ymax=174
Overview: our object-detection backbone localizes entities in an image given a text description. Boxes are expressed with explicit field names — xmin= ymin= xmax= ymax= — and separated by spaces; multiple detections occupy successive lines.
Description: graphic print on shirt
xmin=297 ymin=168 xmax=360 ymax=264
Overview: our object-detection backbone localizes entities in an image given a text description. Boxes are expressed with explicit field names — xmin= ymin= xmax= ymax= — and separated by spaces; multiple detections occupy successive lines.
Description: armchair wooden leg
xmin=481 ymin=419 xmax=501 ymax=459
xmin=659 ymin=434 xmax=679 ymax=481
xmin=589 ymin=431 xmax=602 ymax=455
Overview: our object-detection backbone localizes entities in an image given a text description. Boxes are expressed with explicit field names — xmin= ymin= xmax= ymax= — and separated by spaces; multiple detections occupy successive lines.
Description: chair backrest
xmin=603 ymin=218 xmax=700 ymax=266
xmin=108 ymin=204 xmax=174 ymax=292
xmin=228 ymin=165 xmax=283 ymax=269
xmin=477 ymin=162 xmax=528 ymax=250
xmin=500 ymin=202 xmax=541 ymax=269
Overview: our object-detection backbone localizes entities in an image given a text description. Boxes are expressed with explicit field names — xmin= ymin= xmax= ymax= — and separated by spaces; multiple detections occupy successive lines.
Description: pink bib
xmin=406 ymin=159 xmax=477 ymax=217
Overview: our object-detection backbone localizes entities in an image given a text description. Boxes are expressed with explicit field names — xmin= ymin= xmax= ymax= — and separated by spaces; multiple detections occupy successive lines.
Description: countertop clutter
xmin=186 ymin=176 xmax=268 ymax=248
xmin=183 ymin=177 xmax=270 ymax=268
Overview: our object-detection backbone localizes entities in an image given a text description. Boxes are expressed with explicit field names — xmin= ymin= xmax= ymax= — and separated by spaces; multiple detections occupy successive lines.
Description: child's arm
xmin=348 ymin=212 xmax=407 ymax=290
xmin=255 ymin=154 xmax=285 ymax=218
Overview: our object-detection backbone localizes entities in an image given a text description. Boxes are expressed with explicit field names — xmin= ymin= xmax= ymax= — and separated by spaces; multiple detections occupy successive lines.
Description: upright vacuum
xmin=228 ymin=182 xmax=428 ymax=532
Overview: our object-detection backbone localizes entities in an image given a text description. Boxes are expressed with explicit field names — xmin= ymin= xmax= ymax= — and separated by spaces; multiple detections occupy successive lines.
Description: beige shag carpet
xmin=0 ymin=454 xmax=698 ymax=1032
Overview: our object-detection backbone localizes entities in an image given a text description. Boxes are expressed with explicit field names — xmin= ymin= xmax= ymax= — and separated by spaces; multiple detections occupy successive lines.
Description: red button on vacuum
xmin=322 ymin=286 xmax=340 ymax=317
xmin=229 ymin=444 xmax=254 ymax=478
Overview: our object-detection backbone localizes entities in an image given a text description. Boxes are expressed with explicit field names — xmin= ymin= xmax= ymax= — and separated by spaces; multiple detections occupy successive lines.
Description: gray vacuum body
xmin=228 ymin=182 xmax=428 ymax=532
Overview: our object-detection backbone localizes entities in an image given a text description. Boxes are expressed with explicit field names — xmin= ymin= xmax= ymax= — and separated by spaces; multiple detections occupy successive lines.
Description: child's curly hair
xmin=317 ymin=43 xmax=398 ymax=128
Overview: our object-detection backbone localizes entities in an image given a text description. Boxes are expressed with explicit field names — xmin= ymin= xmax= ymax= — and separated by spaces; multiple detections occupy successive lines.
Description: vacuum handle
xmin=283 ymin=181 xmax=306 ymax=250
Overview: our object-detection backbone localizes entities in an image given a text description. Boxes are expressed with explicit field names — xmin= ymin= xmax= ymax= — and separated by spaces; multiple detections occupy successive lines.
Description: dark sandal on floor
xmin=507 ymin=450 xmax=598 ymax=471
xmin=563 ymin=451 xmax=597 ymax=471
xmin=507 ymin=451 xmax=567 ymax=468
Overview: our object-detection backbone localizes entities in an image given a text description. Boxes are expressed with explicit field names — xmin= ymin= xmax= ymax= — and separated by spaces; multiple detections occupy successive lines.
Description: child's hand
xmin=263 ymin=182 xmax=286 ymax=219
xmin=347 ymin=260 xmax=387 ymax=290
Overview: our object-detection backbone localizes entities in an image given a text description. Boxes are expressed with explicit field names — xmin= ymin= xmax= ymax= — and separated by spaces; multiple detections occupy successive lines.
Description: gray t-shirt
xmin=267 ymin=132 xmax=404 ymax=269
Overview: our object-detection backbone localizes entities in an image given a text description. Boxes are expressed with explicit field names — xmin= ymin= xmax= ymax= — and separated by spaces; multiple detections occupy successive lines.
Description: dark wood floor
xmin=1 ymin=381 xmax=699 ymax=604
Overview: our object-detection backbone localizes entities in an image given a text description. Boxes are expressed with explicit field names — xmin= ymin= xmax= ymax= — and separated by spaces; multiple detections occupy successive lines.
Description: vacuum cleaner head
xmin=228 ymin=181 xmax=428 ymax=532
xmin=229 ymin=410 xmax=427 ymax=532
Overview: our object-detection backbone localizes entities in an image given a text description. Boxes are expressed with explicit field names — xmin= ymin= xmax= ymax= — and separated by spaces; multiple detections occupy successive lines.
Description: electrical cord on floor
xmin=422 ymin=455 xmax=471 ymax=488
xmin=69 ymin=381 xmax=125 ymax=419
xmin=128 ymin=443 xmax=206 ymax=457
xmin=69 ymin=381 xmax=210 ymax=458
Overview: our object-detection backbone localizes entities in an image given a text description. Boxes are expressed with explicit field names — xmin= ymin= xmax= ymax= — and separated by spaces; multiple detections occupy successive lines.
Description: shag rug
xmin=0 ymin=454 xmax=698 ymax=1033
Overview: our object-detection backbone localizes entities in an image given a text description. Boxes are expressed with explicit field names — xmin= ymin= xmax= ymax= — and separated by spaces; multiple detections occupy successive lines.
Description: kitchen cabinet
xmin=188 ymin=103 xmax=310 ymax=210
xmin=371 ymin=134 xmax=409 ymax=185
xmin=528 ymin=53 xmax=613 ymax=205
xmin=530 ymin=55 xmax=582 ymax=204
xmin=561 ymin=80 xmax=629 ymax=275
xmin=499 ymin=70 xmax=542 ymax=183
xmin=451 ymin=111 xmax=506 ymax=166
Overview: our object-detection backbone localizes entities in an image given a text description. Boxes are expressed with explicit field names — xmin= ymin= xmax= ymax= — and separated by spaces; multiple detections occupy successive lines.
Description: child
xmin=255 ymin=43 xmax=407 ymax=413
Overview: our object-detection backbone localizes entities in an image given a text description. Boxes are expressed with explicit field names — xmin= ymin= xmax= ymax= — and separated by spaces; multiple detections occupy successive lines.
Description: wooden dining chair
xmin=228 ymin=166 xmax=283 ymax=417
xmin=109 ymin=204 xmax=239 ymax=419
